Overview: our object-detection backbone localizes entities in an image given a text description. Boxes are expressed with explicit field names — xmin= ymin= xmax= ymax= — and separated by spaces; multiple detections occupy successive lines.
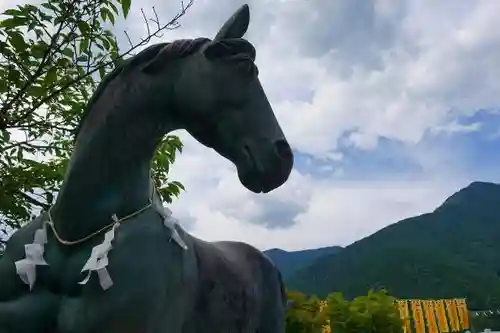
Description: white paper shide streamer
xmin=148 ymin=183 xmax=188 ymax=250
xmin=158 ymin=206 xmax=188 ymax=251
xmin=78 ymin=219 xmax=118 ymax=290
xmin=15 ymin=225 xmax=49 ymax=290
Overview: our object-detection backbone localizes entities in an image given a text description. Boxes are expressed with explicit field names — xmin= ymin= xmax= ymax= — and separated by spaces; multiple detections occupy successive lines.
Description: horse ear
xmin=213 ymin=4 xmax=250 ymax=41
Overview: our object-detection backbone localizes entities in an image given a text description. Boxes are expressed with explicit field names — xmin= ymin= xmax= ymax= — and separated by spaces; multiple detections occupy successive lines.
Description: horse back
xmin=187 ymin=237 xmax=284 ymax=332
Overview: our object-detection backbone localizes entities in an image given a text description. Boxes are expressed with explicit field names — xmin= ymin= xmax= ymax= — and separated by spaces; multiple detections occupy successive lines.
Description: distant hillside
xmin=264 ymin=246 xmax=343 ymax=279
xmin=287 ymin=181 xmax=500 ymax=309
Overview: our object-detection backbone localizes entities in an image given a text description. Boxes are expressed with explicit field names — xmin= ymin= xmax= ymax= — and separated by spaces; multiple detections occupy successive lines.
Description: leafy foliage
xmin=286 ymin=290 xmax=328 ymax=333
xmin=0 ymin=0 xmax=194 ymax=241
xmin=285 ymin=290 xmax=402 ymax=333
xmin=287 ymin=182 xmax=500 ymax=310
xmin=326 ymin=290 xmax=402 ymax=333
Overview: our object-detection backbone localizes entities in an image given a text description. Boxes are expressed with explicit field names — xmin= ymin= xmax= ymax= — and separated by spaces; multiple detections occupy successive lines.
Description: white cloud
xmin=256 ymin=0 xmax=500 ymax=156
xmin=431 ymin=121 xmax=483 ymax=135
xmin=169 ymin=142 xmax=460 ymax=250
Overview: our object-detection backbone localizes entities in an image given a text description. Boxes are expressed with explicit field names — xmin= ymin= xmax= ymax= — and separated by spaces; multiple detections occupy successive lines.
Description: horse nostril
xmin=273 ymin=139 xmax=292 ymax=160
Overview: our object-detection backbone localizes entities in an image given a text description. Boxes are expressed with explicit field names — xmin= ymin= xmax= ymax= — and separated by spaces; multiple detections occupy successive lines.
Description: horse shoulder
xmin=0 ymin=216 xmax=60 ymax=332
xmin=3 ymin=215 xmax=46 ymax=260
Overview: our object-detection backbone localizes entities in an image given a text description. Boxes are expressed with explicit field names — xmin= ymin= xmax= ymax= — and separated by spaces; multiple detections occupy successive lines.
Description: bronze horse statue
xmin=0 ymin=4 xmax=293 ymax=333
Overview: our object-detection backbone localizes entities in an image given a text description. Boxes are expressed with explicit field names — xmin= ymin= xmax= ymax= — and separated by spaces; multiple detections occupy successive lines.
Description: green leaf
xmin=53 ymin=16 xmax=64 ymax=25
xmin=0 ymin=78 xmax=7 ymax=93
xmin=34 ymin=28 xmax=44 ymax=39
xmin=100 ymin=8 xmax=115 ymax=25
xmin=27 ymin=85 xmax=46 ymax=97
xmin=31 ymin=42 xmax=48 ymax=59
xmin=120 ymin=0 xmax=131 ymax=18
xmin=7 ymin=68 xmax=21 ymax=84
xmin=44 ymin=66 xmax=57 ymax=86
xmin=0 ymin=17 xmax=28 ymax=29
xmin=76 ymin=55 xmax=88 ymax=62
xmin=107 ymin=10 xmax=115 ymax=25
xmin=79 ymin=38 xmax=89 ymax=54
xmin=100 ymin=8 xmax=107 ymax=21
xmin=101 ymin=37 xmax=110 ymax=51
xmin=23 ymin=4 xmax=38 ymax=14
xmin=77 ymin=21 xmax=90 ymax=35
xmin=41 ymin=3 xmax=55 ymax=11
xmin=3 ymin=9 xmax=22 ymax=16
xmin=107 ymin=2 xmax=119 ymax=14
xmin=98 ymin=66 xmax=105 ymax=80
xmin=39 ymin=12 xmax=52 ymax=22
xmin=8 ymin=31 xmax=27 ymax=51
xmin=62 ymin=48 xmax=74 ymax=58
xmin=171 ymin=180 xmax=185 ymax=191
xmin=46 ymin=192 xmax=53 ymax=204
xmin=56 ymin=58 xmax=70 ymax=67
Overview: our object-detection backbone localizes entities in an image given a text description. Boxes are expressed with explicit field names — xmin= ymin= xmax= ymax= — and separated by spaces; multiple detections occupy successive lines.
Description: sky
xmin=2 ymin=0 xmax=500 ymax=251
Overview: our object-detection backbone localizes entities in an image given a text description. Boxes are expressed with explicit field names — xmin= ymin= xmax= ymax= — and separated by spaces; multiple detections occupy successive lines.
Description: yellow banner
xmin=411 ymin=300 xmax=427 ymax=333
xmin=433 ymin=300 xmax=450 ymax=332
xmin=423 ymin=300 xmax=439 ymax=333
xmin=319 ymin=300 xmax=327 ymax=312
xmin=397 ymin=300 xmax=412 ymax=333
xmin=445 ymin=299 xmax=460 ymax=331
xmin=320 ymin=300 xmax=331 ymax=333
xmin=455 ymin=299 xmax=469 ymax=329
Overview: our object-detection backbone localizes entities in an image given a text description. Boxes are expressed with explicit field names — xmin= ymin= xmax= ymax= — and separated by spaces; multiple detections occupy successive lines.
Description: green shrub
xmin=286 ymin=289 xmax=403 ymax=333
xmin=326 ymin=289 xmax=403 ymax=333
xmin=286 ymin=291 xmax=328 ymax=333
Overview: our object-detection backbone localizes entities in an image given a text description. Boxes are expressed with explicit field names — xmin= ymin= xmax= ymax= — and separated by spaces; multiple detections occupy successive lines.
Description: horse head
xmin=139 ymin=4 xmax=294 ymax=193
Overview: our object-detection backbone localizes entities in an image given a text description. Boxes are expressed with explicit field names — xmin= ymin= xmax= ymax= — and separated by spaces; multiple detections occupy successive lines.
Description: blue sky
xmin=315 ymin=109 xmax=500 ymax=182
xmin=430 ymin=110 xmax=500 ymax=179
xmin=288 ymin=104 xmax=500 ymax=187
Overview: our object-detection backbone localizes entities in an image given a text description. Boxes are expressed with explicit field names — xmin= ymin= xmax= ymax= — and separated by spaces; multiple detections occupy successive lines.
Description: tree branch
xmin=0 ymin=0 xmax=80 ymax=118
xmin=16 ymin=190 xmax=49 ymax=209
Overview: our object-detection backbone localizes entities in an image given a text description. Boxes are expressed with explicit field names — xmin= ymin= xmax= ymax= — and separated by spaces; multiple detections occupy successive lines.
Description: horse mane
xmin=73 ymin=37 xmax=211 ymax=140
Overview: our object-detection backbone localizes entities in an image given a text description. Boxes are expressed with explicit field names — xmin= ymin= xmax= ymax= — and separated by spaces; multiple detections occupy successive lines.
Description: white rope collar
xmin=15 ymin=182 xmax=187 ymax=291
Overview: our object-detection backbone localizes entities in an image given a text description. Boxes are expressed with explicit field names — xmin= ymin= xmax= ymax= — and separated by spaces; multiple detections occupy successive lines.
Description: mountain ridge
xmin=264 ymin=246 xmax=343 ymax=279
xmin=285 ymin=181 xmax=500 ymax=309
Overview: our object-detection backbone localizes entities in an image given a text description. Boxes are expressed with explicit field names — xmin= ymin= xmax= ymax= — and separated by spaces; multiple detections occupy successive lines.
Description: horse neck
xmin=51 ymin=109 xmax=176 ymax=243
